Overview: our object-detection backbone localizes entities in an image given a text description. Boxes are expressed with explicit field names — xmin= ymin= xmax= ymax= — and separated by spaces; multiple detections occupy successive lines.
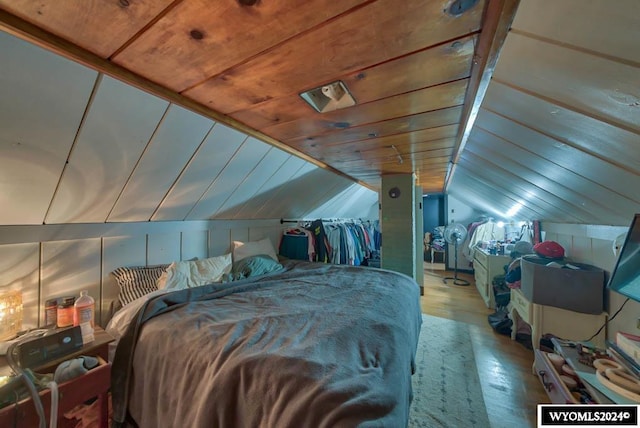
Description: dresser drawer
xmin=511 ymin=288 xmax=531 ymax=324
xmin=474 ymin=249 xmax=488 ymax=268
xmin=474 ymin=261 xmax=488 ymax=286
xmin=534 ymin=350 xmax=578 ymax=404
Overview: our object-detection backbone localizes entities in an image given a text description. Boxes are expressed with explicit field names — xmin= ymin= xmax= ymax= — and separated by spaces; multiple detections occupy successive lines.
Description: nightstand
xmin=0 ymin=326 xmax=114 ymax=428
xmin=34 ymin=326 xmax=114 ymax=374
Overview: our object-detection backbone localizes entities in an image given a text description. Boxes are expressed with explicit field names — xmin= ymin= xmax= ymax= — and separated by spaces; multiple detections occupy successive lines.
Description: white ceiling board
xmin=512 ymin=0 xmax=640 ymax=65
xmin=234 ymin=155 xmax=307 ymax=219
xmin=151 ymin=123 xmax=247 ymax=221
xmin=254 ymin=162 xmax=318 ymax=219
xmin=464 ymin=127 xmax=635 ymax=224
xmin=477 ymin=109 xmax=640 ymax=204
xmin=482 ymin=82 xmax=640 ymax=173
xmin=187 ymin=137 xmax=271 ymax=220
xmin=457 ymin=150 xmax=586 ymax=223
xmin=467 ymin=126 xmax=633 ymax=220
xmin=0 ymin=31 xmax=97 ymax=225
xmin=277 ymin=171 xmax=354 ymax=220
xmin=493 ymin=32 xmax=640 ymax=133
xmin=453 ymin=157 xmax=553 ymax=220
xmin=214 ymin=148 xmax=290 ymax=219
xmin=46 ymin=75 xmax=169 ymax=224
xmin=450 ymin=168 xmax=542 ymax=221
xmin=302 ymin=184 xmax=379 ymax=220
xmin=447 ymin=180 xmax=510 ymax=221
xmin=108 ymin=104 xmax=214 ymax=222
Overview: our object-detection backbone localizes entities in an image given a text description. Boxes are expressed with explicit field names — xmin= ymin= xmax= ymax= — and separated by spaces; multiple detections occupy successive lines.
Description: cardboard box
xmin=520 ymin=256 xmax=605 ymax=314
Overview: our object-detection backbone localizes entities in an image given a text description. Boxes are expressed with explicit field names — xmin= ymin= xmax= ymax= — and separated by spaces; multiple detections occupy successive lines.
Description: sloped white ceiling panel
xmin=233 ymin=155 xmax=306 ymax=219
xmin=289 ymin=174 xmax=350 ymax=219
xmin=513 ymin=0 xmax=640 ymax=64
xmin=213 ymin=148 xmax=291 ymax=219
xmin=493 ymin=32 xmax=639 ymax=133
xmin=464 ymin=126 xmax=634 ymax=225
xmin=151 ymin=123 xmax=247 ymax=221
xmin=449 ymin=0 xmax=640 ymax=226
xmin=450 ymin=167 xmax=541 ymax=221
xmin=186 ymin=137 xmax=271 ymax=220
xmin=46 ymin=75 xmax=169 ymax=224
xmin=475 ymin=110 xmax=640 ymax=217
xmin=457 ymin=149 xmax=587 ymax=223
xmin=254 ymin=162 xmax=318 ymax=219
xmin=108 ymin=104 xmax=214 ymax=222
xmin=477 ymin=111 xmax=640 ymax=201
xmin=302 ymin=184 xmax=379 ymax=220
xmin=260 ymin=168 xmax=355 ymax=220
xmin=0 ymin=32 xmax=97 ymax=225
xmin=483 ymin=82 xmax=640 ymax=174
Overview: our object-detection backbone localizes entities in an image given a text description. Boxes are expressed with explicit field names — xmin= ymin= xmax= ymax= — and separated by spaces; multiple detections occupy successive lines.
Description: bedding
xmin=110 ymin=260 xmax=422 ymax=428
xmin=158 ymin=253 xmax=233 ymax=290
xmin=230 ymin=254 xmax=284 ymax=280
xmin=111 ymin=264 xmax=169 ymax=306
xmin=233 ymin=237 xmax=279 ymax=262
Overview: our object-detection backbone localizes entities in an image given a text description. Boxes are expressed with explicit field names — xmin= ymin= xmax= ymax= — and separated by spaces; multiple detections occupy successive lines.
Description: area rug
xmin=408 ymin=314 xmax=491 ymax=428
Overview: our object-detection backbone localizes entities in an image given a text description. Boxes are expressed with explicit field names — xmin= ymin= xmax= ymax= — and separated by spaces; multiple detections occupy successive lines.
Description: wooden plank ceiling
xmin=0 ymin=0 xmax=515 ymax=195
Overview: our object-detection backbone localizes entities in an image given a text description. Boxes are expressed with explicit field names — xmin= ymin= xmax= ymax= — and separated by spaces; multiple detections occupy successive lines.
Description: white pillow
xmin=233 ymin=238 xmax=278 ymax=262
xmin=159 ymin=253 xmax=233 ymax=290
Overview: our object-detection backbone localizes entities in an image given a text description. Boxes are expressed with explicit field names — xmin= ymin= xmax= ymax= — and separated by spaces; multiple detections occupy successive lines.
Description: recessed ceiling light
xmin=300 ymin=81 xmax=356 ymax=113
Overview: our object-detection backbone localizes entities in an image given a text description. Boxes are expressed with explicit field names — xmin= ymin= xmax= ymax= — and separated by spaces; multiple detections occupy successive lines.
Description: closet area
xmin=278 ymin=218 xmax=381 ymax=267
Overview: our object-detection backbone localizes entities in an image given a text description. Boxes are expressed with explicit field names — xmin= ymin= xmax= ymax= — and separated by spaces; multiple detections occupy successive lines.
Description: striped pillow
xmin=111 ymin=264 xmax=169 ymax=306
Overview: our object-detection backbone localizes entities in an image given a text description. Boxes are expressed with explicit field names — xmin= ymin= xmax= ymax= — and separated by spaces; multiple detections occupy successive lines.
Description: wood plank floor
xmin=421 ymin=262 xmax=549 ymax=428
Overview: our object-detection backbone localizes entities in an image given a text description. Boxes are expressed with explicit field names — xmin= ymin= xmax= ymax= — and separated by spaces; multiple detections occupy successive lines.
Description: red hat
xmin=533 ymin=241 xmax=565 ymax=259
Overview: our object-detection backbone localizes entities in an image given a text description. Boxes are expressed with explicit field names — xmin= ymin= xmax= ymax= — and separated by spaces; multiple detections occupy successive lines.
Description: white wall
xmin=543 ymin=222 xmax=633 ymax=342
xmin=0 ymin=219 xmax=284 ymax=329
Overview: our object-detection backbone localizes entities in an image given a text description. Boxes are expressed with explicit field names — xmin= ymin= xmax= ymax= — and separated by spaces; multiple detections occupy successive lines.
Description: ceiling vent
xmin=300 ymin=81 xmax=356 ymax=113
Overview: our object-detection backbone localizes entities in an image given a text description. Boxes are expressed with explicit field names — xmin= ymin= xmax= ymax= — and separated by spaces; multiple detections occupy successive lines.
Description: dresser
xmin=473 ymin=248 xmax=510 ymax=308
xmin=510 ymin=288 xmax=607 ymax=350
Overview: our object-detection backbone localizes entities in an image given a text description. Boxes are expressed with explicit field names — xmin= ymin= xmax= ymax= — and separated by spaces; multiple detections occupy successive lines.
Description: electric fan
xmin=443 ymin=223 xmax=470 ymax=286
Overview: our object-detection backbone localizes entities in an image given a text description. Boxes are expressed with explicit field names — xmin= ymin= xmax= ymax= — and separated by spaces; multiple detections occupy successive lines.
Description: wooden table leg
xmin=98 ymin=391 xmax=108 ymax=428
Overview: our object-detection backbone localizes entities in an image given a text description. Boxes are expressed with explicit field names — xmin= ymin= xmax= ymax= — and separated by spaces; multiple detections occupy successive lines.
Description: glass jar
xmin=57 ymin=296 xmax=75 ymax=328
xmin=45 ymin=298 xmax=58 ymax=327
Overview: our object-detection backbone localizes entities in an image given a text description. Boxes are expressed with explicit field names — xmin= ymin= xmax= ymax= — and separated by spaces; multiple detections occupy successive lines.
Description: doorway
xmin=422 ymin=194 xmax=445 ymax=265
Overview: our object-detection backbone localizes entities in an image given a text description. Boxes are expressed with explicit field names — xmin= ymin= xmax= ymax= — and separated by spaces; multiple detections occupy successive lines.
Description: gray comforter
xmin=112 ymin=261 xmax=422 ymax=428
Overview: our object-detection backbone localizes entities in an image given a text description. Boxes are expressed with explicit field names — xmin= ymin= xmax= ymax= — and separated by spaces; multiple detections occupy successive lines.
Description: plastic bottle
xmin=73 ymin=290 xmax=95 ymax=344
xmin=73 ymin=291 xmax=95 ymax=327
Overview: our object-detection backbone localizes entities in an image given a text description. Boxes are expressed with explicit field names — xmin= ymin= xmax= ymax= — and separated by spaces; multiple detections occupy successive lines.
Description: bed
xmin=107 ymin=253 xmax=422 ymax=428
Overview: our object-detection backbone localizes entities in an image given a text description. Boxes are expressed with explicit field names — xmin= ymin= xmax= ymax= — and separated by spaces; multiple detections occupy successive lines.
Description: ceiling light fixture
xmin=300 ymin=81 xmax=356 ymax=113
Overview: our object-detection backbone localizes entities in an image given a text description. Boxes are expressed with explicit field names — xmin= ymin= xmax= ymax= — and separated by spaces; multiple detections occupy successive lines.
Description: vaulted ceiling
xmin=0 ymin=0 xmax=638 ymax=226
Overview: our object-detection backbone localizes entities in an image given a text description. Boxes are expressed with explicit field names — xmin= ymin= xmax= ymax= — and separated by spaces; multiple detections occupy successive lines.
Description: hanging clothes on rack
xmin=279 ymin=218 xmax=380 ymax=266
xmin=279 ymin=226 xmax=315 ymax=261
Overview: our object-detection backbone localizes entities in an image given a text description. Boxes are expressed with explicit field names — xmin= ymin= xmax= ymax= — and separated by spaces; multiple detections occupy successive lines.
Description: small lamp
xmin=0 ymin=290 xmax=23 ymax=341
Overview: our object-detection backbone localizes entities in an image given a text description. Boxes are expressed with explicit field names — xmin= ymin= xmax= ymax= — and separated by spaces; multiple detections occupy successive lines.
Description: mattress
xmin=110 ymin=260 xmax=422 ymax=428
